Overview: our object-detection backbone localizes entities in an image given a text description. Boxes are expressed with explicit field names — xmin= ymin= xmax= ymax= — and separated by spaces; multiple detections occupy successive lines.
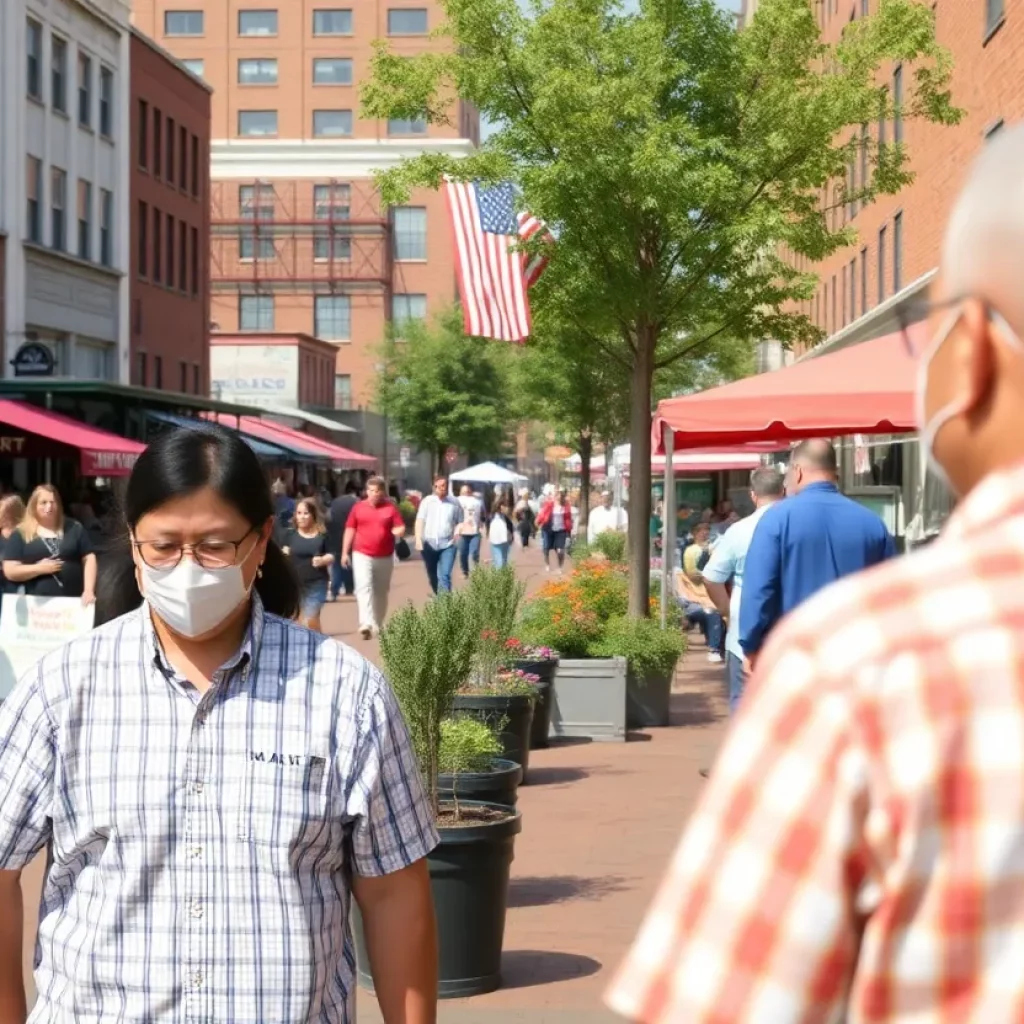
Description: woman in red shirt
xmin=536 ymin=488 xmax=573 ymax=575
xmin=341 ymin=476 xmax=406 ymax=639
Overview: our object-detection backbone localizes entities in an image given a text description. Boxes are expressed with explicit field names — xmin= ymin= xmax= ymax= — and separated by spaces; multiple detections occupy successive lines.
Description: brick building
xmin=130 ymin=1 xmax=479 ymax=408
xmin=129 ymin=28 xmax=211 ymax=395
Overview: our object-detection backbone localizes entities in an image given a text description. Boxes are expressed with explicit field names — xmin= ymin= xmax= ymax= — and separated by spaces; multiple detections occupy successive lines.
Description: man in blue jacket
xmin=739 ymin=438 xmax=896 ymax=671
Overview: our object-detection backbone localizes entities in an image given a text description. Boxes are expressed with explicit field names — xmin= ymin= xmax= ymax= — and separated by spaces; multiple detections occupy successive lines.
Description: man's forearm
xmin=342 ymin=527 xmax=356 ymax=560
xmin=704 ymin=581 xmax=731 ymax=619
xmin=0 ymin=877 xmax=27 ymax=1024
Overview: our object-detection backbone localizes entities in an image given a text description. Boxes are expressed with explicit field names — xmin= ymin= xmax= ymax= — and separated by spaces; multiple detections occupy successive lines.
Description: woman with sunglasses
xmin=0 ymin=425 xmax=437 ymax=1024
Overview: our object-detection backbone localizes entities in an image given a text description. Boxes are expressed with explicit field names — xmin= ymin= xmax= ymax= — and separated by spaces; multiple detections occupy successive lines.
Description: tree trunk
xmin=627 ymin=326 xmax=655 ymax=618
xmin=578 ymin=430 xmax=593 ymax=536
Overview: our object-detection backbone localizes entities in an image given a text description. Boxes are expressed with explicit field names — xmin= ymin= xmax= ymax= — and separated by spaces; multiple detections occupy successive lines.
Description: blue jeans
xmin=459 ymin=533 xmax=481 ymax=576
xmin=423 ymin=542 xmax=457 ymax=594
xmin=680 ymin=601 xmax=724 ymax=653
xmin=491 ymin=541 xmax=511 ymax=568
xmin=727 ymin=652 xmax=745 ymax=715
xmin=331 ymin=559 xmax=353 ymax=597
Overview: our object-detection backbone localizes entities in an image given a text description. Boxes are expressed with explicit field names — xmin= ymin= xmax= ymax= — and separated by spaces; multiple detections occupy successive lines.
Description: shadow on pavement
xmin=507 ymin=874 xmax=628 ymax=908
xmin=499 ymin=950 xmax=603 ymax=990
xmin=525 ymin=766 xmax=591 ymax=785
xmin=669 ymin=691 xmax=720 ymax=727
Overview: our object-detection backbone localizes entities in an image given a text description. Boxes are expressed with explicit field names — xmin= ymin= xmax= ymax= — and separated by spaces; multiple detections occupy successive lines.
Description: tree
xmin=363 ymin=0 xmax=959 ymax=615
xmin=376 ymin=306 xmax=511 ymax=474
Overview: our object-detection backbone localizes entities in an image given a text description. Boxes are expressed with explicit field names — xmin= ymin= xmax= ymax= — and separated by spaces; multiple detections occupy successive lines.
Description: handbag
xmin=394 ymin=537 xmax=412 ymax=561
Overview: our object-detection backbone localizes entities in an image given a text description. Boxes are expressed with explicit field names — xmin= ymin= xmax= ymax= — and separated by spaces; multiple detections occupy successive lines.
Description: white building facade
xmin=0 ymin=0 xmax=131 ymax=384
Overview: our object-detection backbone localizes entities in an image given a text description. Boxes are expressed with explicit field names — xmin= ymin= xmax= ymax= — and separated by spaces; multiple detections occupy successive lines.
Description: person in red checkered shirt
xmin=607 ymin=125 xmax=1024 ymax=1023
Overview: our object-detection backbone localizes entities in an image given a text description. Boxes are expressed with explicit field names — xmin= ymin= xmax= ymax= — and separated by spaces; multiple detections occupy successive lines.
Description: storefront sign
xmin=10 ymin=342 xmax=56 ymax=377
xmin=0 ymin=595 xmax=95 ymax=700
xmin=82 ymin=450 xmax=140 ymax=476
xmin=210 ymin=345 xmax=298 ymax=406
xmin=0 ymin=436 xmax=28 ymax=455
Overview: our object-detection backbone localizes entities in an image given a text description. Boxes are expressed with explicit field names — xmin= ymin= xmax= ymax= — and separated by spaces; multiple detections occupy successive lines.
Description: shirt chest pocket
xmin=237 ymin=754 xmax=331 ymax=847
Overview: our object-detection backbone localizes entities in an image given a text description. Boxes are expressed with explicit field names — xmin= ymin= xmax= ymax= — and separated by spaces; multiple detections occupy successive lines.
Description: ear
xmin=953 ymin=299 xmax=997 ymax=417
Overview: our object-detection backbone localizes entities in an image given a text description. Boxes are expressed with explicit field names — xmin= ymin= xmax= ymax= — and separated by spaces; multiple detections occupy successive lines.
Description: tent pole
xmin=660 ymin=428 xmax=675 ymax=628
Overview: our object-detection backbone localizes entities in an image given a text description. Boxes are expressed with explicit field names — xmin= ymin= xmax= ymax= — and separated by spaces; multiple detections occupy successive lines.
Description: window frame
xmin=393 ymin=206 xmax=427 ymax=261
xmin=314 ymin=294 xmax=351 ymax=341
xmin=27 ymin=18 xmax=43 ymax=100
xmin=892 ymin=210 xmax=903 ymax=293
xmin=77 ymin=178 xmax=92 ymax=261
xmin=52 ymin=36 xmax=68 ymax=114
xmin=392 ymin=293 xmax=428 ymax=325
xmin=26 ymin=156 xmax=42 ymax=244
xmin=138 ymin=99 xmax=149 ymax=168
xmin=312 ymin=109 xmax=353 ymax=138
xmin=99 ymin=66 xmax=113 ymax=138
xmin=77 ymin=51 xmax=92 ymax=128
xmin=312 ymin=9 xmax=353 ymax=36
xmin=237 ymin=58 xmax=279 ymax=86
xmin=239 ymin=293 xmax=275 ymax=331
xmin=313 ymin=183 xmax=352 ymax=262
xmin=238 ymin=9 xmax=279 ymax=36
xmin=312 ymin=57 xmax=354 ymax=86
xmin=164 ymin=10 xmax=205 ymax=37
xmin=51 ymin=167 xmax=67 ymax=252
xmin=237 ymin=109 xmax=279 ymax=137
xmin=877 ymin=225 xmax=887 ymax=305
xmin=138 ymin=200 xmax=149 ymax=277
xmin=387 ymin=8 xmax=428 ymax=35
xmin=181 ymin=58 xmax=205 ymax=78
xmin=334 ymin=373 xmax=352 ymax=410
xmin=387 ymin=116 xmax=427 ymax=136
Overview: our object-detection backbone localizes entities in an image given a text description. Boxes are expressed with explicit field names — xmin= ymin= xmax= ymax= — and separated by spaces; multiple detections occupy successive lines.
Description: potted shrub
xmin=453 ymin=666 xmax=538 ymax=776
xmin=355 ymin=591 xmax=522 ymax=998
xmin=504 ymin=637 xmax=559 ymax=749
xmin=437 ymin=715 xmax=523 ymax=809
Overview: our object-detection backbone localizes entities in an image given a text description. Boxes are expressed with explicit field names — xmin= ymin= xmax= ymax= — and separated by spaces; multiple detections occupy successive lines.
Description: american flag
xmin=445 ymin=180 xmax=551 ymax=342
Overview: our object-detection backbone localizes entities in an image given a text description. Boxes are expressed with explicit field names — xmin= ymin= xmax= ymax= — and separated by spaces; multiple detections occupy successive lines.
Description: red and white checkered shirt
xmin=608 ymin=462 xmax=1024 ymax=1023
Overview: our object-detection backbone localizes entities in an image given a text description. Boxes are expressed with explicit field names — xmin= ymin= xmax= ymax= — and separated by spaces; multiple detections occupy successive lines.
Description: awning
xmin=449 ymin=460 xmax=528 ymax=484
xmin=653 ymin=328 xmax=920 ymax=453
xmin=212 ymin=414 xmax=375 ymax=468
xmin=255 ymin=403 xmax=357 ymax=434
xmin=0 ymin=399 xmax=144 ymax=476
xmin=146 ymin=411 xmax=291 ymax=461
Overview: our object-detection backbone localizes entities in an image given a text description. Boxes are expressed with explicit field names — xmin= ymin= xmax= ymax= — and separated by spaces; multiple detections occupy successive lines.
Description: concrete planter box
xmin=626 ymin=667 xmax=675 ymax=729
xmin=550 ymin=657 xmax=628 ymax=742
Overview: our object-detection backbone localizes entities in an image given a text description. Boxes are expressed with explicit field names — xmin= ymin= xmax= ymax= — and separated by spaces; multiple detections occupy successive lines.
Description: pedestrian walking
xmin=738 ymin=438 xmax=896 ymax=672
xmin=607 ymin=129 xmax=1024 ymax=1024
xmin=281 ymin=498 xmax=334 ymax=633
xmin=513 ymin=488 xmax=535 ymax=547
xmin=342 ymin=475 xmax=405 ymax=639
xmin=536 ymin=486 xmax=572 ymax=573
xmin=2 ymin=484 xmax=97 ymax=604
xmin=0 ymin=424 xmax=438 ymax=1024
xmin=0 ymin=495 xmax=25 ymax=616
xmin=488 ymin=495 xmax=515 ymax=568
xmin=456 ymin=484 xmax=486 ymax=577
xmin=326 ymin=480 xmax=359 ymax=599
xmin=587 ymin=489 xmax=628 ymax=545
xmin=414 ymin=475 xmax=463 ymax=594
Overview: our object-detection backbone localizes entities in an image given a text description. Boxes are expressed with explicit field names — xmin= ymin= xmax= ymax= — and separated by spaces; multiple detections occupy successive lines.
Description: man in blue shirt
xmin=739 ymin=439 xmax=896 ymax=669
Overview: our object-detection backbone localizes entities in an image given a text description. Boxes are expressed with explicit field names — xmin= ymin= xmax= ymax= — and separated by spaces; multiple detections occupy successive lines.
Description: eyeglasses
xmin=894 ymin=294 xmax=1001 ymax=358
xmin=133 ymin=528 xmax=256 ymax=570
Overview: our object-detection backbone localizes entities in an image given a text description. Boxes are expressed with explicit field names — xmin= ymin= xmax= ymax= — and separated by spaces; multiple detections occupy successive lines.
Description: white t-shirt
xmin=588 ymin=505 xmax=628 ymax=544
xmin=551 ymin=505 xmax=566 ymax=532
xmin=458 ymin=495 xmax=484 ymax=532
xmin=489 ymin=516 xmax=510 ymax=545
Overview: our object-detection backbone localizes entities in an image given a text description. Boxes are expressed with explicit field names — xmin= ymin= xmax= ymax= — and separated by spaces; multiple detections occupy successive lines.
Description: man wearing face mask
xmin=607 ymin=126 xmax=1024 ymax=1023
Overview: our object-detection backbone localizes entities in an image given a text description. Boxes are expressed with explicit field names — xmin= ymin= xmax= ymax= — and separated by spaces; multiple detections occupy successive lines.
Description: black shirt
xmin=3 ymin=519 xmax=94 ymax=597
xmin=283 ymin=529 xmax=329 ymax=587
xmin=326 ymin=495 xmax=357 ymax=554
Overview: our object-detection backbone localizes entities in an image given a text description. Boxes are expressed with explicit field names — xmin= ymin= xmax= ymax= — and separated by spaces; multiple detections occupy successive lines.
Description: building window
xmin=166 ymin=117 xmax=176 ymax=183
xmin=393 ymin=293 xmax=428 ymax=325
xmin=52 ymin=37 xmax=68 ymax=113
xmin=240 ymin=294 xmax=275 ymax=330
xmin=313 ymin=9 xmax=353 ymax=35
xmin=166 ymin=213 xmax=175 ymax=284
xmin=987 ymin=0 xmax=1005 ymax=34
xmin=137 ymin=352 xmax=148 ymax=386
xmin=334 ymin=374 xmax=352 ymax=410
xmin=831 ymin=274 xmax=836 ymax=335
xmin=239 ymin=184 xmax=276 ymax=260
xmin=878 ymin=86 xmax=887 ymax=148
xmin=179 ymin=125 xmax=188 ymax=187
xmin=860 ymin=246 xmax=868 ymax=312
xmin=153 ymin=206 xmax=162 ymax=283
xmin=154 ymin=356 xmax=163 ymax=389
xmin=77 ymin=179 xmax=92 ymax=260
xmin=154 ymin=109 xmax=163 ymax=177
xmin=138 ymin=100 xmax=149 ymax=167
xmin=165 ymin=11 xmax=204 ymax=36
xmin=26 ymin=156 xmax=42 ymax=243
xmin=78 ymin=52 xmax=92 ymax=127
xmin=99 ymin=66 xmax=113 ymax=137
xmin=893 ymin=66 xmax=903 ymax=145
xmin=193 ymin=363 xmax=201 ymax=394
xmin=393 ymin=207 xmax=427 ymax=260
xmin=191 ymin=134 xmax=201 ymax=196
xmin=312 ymin=110 xmax=352 ymax=137
xmin=314 ymin=183 xmax=351 ymax=261
xmin=238 ymin=110 xmax=278 ymax=136
xmin=138 ymin=200 xmax=148 ymax=276
xmin=51 ymin=168 xmax=67 ymax=251
xmin=239 ymin=9 xmax=278 ymax=35
xmin=179 ymin=221 xmax=187 ymax=290
xmin=191 ymin=226 xmax=199 ymax=294
xmin=314 ymin=295 xmax=351 ymax=340
xmin=180 ymin=361 xmax=188 ymax=393
xmin=388 ymin=8 xmax=428 ymax=34
xmin=312 ymin=58 xmax=353 ymax=85
xmin=388 ymin=117 xmax=427 ymax=135
xmin=893 ymin=211 xmax=902 ymax=292
xmin=878 ymin=225 xmax=887 ymax=304
xmin=181 ymin=58 xmax=204 ymax=78
xmin=238 ymin=58 xmax=278 ymax=85
xmin=27 ymin=19 xmax=42 ymax=99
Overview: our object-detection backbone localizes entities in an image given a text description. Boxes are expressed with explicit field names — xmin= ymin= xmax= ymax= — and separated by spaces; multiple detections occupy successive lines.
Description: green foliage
xmin=397 ymin=499 xmax=417 ymax=531
xmin=362 ymin=0 xmax=960 ymax=616
xmin=465 ymin=564 xmax=527 ymax=685
xmin=592 ymin=530 xmax=627 ymax=565
xmin=438 ymin=716 xmax=502 ymax=774
xmin=378 ymin=592 xmax=478 ymax=816
xmin=376 ymin=306 xmax=512 ymax=472
xmin=590 ymin=615 xmax=686 ymax=678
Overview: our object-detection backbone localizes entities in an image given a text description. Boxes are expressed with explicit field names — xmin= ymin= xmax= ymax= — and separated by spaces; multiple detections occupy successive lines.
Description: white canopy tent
xmin=448 ymin=460 xmax=528 ymax=485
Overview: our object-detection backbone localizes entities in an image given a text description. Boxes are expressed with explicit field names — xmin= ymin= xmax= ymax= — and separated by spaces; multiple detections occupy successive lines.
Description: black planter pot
xmin=355 ymin=801 xmax=523 ymax=998
xmin=512 ymin=658 xmax=558 ymax=750
xmin=626 ymin=667 xmax=674 ymax=728
xmin=438 ymin=757 xmax=523 ymax=808
xmin=453 ymin=692 xmax=534 ymax=778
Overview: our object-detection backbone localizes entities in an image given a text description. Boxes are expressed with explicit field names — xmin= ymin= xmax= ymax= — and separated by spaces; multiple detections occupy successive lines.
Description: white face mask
xmin=915 ymin=305 xmax=966 ymax=491
xmin=141 ymin=557 xmax=250 ymax=639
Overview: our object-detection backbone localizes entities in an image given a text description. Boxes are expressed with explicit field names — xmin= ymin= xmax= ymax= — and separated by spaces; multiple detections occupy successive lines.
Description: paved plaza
xmin=21 ymin=545 xmax=731 ymax=1022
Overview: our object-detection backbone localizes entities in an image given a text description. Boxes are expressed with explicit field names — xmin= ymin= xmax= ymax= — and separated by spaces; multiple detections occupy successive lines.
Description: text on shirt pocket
xmin=237 ymin=750 xmax=330 ymax=847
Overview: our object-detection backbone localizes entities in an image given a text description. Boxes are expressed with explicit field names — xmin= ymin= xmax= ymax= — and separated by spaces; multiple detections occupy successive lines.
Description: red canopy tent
xmin=652 ymin=329 xmax=920 ymax=453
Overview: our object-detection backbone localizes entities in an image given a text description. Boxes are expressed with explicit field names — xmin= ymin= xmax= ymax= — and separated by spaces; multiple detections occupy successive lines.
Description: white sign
xmin=0 ymin=596 xmax=96 ymax=700
xmin=400 ymin=446 xmax=411 ymax=468
xmin=210 ymin=344 xmax=299 ymax=406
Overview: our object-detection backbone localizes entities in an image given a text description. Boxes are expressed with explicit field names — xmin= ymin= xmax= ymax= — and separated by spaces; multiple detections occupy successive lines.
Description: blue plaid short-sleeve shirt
xmin=0 ymin=594 xmax=438 ymax=1023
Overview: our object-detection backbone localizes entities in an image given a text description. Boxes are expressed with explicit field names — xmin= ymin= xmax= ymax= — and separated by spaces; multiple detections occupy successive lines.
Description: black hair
xmin=94 ymin=425 xmax=300 ymax=626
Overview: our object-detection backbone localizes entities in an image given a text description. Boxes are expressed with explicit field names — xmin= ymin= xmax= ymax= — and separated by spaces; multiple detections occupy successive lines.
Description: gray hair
xmin=750 ymin=466 xmax=785 ymax=498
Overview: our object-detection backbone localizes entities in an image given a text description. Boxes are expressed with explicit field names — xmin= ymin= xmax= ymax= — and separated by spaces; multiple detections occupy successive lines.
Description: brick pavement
xmin=20 ymin=542 xmax=732 ymax=1023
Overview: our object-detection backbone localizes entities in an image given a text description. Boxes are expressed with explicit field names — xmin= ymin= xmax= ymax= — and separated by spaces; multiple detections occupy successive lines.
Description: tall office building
xmin=131 ymin=1 xmax=479 ymax=409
